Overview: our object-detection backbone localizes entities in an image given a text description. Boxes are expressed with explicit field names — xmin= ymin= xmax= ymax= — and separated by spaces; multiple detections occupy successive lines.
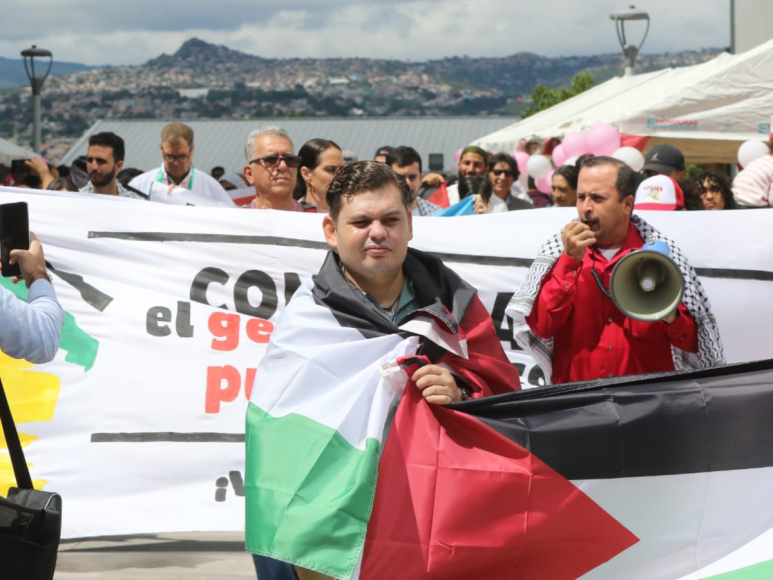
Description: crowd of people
xmin=2 ymin=121 xmax=767 ymax=580
xmin=1 ymin=122 xmax=771 ymax=213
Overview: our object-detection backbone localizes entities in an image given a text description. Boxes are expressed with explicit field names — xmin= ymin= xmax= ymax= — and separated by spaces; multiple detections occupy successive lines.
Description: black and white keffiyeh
xmin=506 ymin=214 xmax=725 ymax=383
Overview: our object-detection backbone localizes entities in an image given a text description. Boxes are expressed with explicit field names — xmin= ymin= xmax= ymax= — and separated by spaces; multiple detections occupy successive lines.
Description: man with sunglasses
xmin=243 ymin=126 xmax=305 ymax=211
xmin=129 ymin=123 xmax=235 ymax=205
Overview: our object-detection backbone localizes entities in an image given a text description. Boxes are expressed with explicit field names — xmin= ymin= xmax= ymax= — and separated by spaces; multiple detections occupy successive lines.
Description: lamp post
xmin=20 ymin=45 xmax=53 ymax=153
xmin=609 ymin=6 xmax=650 ymax=76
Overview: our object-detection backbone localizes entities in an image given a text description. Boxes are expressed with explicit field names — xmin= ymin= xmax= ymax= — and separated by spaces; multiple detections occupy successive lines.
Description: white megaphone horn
xmin=609 ymin=239 xmax=685 ymax=322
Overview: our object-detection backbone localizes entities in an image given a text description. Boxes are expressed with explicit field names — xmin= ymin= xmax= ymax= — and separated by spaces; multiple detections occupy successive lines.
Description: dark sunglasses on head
xmin=249 ymin=155 xmax=302 ymax=169
xmin=491 ymin=169 xmax=514 ymax=177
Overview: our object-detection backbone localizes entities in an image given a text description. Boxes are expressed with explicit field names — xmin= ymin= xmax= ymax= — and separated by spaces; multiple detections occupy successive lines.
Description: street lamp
xmin=20 ymin=45 xmax=53 ymax=153
xmin=610 ymin=6 xmax=650 ymax=76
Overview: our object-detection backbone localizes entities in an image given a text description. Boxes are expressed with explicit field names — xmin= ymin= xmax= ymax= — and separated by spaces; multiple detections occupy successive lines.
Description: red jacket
xmin=527 ymin=223 xmax=698 ymax=384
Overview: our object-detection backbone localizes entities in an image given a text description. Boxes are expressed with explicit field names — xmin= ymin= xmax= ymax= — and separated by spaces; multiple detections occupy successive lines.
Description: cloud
xmin=0 ymin=0 xmax=729 ymax=66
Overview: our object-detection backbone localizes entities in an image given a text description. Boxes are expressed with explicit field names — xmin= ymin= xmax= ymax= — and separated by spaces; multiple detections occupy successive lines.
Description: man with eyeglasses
xmin=79 ymin=132 xmax=144 ymax=199
xmin=243 ymin=125 xmax=304 ymax=211
xmin=129 ymin=123 xmax=235 ymax=205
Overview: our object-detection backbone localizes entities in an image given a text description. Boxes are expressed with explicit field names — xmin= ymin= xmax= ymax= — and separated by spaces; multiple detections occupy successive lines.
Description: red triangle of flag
xmin=362 ymin=375 xmax=639 ymax=579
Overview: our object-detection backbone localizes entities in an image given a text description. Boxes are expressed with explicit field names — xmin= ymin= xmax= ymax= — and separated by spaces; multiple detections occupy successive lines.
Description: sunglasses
xmin=491 ymin=169 xmax=514 ymax=177
xmin=249 ymin=155 xmax=302 ymax=169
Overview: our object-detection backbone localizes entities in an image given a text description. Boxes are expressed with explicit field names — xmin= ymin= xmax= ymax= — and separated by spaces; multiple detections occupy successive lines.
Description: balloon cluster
xmin=737 ymin=140 xmax=770 ymax=168
xmin=516 ymin=124 xmax=646 ymax=194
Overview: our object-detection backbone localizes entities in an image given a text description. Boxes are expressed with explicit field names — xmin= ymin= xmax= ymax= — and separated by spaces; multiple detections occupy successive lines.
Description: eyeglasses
xmin=249 ymin=155 xmax=302 ymax=169
xmin=491 ymin=169 xmax=514 ymax=177
xmin=163 ymin=152 xmax=191 ymax=163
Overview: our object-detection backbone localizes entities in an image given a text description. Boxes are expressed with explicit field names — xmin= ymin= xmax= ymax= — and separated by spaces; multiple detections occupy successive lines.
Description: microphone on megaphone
xmin=609 ymin=240 xmax=685 ymax=322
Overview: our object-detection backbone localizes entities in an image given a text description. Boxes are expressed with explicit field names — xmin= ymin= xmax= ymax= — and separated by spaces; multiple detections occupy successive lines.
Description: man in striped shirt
xmin=732 ymin=138 xmax=773 ymax=207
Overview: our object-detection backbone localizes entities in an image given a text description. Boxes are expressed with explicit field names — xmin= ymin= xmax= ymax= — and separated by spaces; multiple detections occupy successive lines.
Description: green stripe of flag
xmin=245 ymin=402 xmax=379 ymax=579
xmin=705 ymin=559 xmax=773 ymax=579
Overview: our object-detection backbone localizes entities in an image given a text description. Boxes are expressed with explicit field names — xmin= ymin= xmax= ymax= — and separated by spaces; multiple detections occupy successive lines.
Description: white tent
xmin=0 ymin=137 xmax=36 ymax=165
xmin=474 ymin=39 xmax=773 ymax=164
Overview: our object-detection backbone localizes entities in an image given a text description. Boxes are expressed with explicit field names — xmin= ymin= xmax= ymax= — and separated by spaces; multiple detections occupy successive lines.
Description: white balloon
xmin=527 ymin=155 xmax=553 ymax=180
xmin=564 ymin=156 xmax=579 ymax=167
xmin=612 ymin=147 xmax=645 ymax=172
xmin=737 ymin=140 xmax=770 ymax=168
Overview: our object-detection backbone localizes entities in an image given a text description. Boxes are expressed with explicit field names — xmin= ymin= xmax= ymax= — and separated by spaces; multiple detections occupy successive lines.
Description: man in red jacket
xmin=507 ymin=156 xmax=724 ymax=385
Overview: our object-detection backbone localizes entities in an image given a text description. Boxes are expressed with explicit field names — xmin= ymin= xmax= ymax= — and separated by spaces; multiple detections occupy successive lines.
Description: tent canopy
xmin=474 ymin=39 xmax=773 ymax=164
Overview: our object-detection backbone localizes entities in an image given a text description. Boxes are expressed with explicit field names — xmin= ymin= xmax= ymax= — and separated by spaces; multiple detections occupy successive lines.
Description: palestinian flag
xmin=365 ymin=358 xmax=773 ymax=579
xmin=244 ymin=248 xmax=517 ymax=578
xmin=246 ymin=249 xmax=773 ymax=579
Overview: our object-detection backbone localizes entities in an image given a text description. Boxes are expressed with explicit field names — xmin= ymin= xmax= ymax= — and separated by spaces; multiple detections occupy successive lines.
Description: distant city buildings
xmin=0 ymin=38 xmax=722 ymax=162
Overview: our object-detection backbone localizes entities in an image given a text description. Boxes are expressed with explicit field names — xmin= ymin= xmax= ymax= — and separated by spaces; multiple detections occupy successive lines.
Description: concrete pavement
xmin=55 ymin=532 xmax=256 ymax=579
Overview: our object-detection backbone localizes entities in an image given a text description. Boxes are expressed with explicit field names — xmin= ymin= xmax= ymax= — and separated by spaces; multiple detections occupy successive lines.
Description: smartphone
xmin=10 ymin=159 xmax=28 ymax=174
xmin=0 ymin=202 xmax=29 ymax=278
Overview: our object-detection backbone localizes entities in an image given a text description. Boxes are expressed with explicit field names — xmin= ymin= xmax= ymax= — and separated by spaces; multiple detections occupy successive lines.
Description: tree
xmin=521 ymin=72 xmax=593 ymax=118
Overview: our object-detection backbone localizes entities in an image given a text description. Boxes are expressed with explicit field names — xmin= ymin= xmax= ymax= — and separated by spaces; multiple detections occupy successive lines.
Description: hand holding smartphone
xmin=0 ymin=202 xmax=30 ymax=278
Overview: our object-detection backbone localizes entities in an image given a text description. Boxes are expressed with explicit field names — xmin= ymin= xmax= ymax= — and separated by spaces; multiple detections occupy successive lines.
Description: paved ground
xmin=55 ymin=532 xmax=256 ymax=579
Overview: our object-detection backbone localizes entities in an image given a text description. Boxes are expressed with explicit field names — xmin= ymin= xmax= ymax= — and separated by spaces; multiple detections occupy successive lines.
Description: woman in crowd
xmin=293 ymin=138 xmax=344 ymax=212
xmin=487 ymin=152 xmax=533 ymax=211
xmin=551 ymin=165 xmax=579 ymax=207
xmin=692 ymin=172 xmax=738 ymax=210
xmin=472 ymin=153 xmax=533 ymax=214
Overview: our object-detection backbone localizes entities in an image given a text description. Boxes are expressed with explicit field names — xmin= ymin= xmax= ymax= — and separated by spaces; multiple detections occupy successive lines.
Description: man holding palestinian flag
xmin=244 ymin=161 xmax=521 ymax=578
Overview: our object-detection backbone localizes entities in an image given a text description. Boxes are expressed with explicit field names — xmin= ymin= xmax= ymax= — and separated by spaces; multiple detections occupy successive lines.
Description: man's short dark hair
xmin=88 ymin=132 xmax=125 ymax=162
xmin=554 ymin=164 xmax=579 ymax=190
xmin=384 ymin=146 xmax=422 ymax=174
xmin=327 ymin=160 xmax=413 ymax=222
xmin=487 ymin=152 xmax=519 ymax=179
xmin=580 ymin=155 xmax=637 ymax=201
xmin=374 ymin=145 xmax=395 ymax=159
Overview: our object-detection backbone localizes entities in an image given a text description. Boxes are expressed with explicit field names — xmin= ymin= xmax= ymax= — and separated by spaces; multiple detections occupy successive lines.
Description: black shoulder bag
xmin=0 ymin=374 xmax=62 ymax=580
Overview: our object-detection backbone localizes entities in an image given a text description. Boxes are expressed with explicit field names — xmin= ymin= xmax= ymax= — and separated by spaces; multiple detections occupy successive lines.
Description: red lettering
xmin=246 ymin=318 xmax=274 ymax=344
xmin=209 ymin=312 xmax=241 ymax=351
xmin=244 ymin=368 xmax=257 ymax=400
xmin=205 ymin=365 xmax=241 ymax=413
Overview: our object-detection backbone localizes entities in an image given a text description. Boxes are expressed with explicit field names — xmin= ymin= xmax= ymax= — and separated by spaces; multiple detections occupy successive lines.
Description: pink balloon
xmin=552 ymin=144 xmax=567 ymax=167
xmin=562 ymin=132 xmax=589 ymax=157
xmin=587 ymin=124 xmax=621 ymax=156
xmin=535 ymin=174 xmax=552 ymax=194
xmin=454 ymin=148 xmax=464 ymax=162
xmin=514 ymin=151 xmax=530 ymax=175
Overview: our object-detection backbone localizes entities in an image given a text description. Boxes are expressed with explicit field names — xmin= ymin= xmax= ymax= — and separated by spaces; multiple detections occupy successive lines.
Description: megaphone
xmin=610 ymin=240 xmax=685 ymax=322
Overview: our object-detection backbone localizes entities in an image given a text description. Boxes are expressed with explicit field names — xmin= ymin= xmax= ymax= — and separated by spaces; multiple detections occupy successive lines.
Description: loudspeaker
xmin=610 ymin=240 xmax=684 ymax=322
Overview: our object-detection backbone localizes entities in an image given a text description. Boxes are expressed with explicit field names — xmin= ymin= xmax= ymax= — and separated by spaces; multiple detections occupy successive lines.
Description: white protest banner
xmin=0 ymin=187 xmax=771 ymax=538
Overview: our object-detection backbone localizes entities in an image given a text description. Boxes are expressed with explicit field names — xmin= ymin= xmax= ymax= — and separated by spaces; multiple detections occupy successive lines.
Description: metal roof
xmin=60 ymin=117 xmax=518 ymax=175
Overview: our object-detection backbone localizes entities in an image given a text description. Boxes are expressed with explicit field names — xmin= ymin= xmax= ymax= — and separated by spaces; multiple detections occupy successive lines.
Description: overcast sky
xmin=0 ymin=0 xmax=730 ymax=65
